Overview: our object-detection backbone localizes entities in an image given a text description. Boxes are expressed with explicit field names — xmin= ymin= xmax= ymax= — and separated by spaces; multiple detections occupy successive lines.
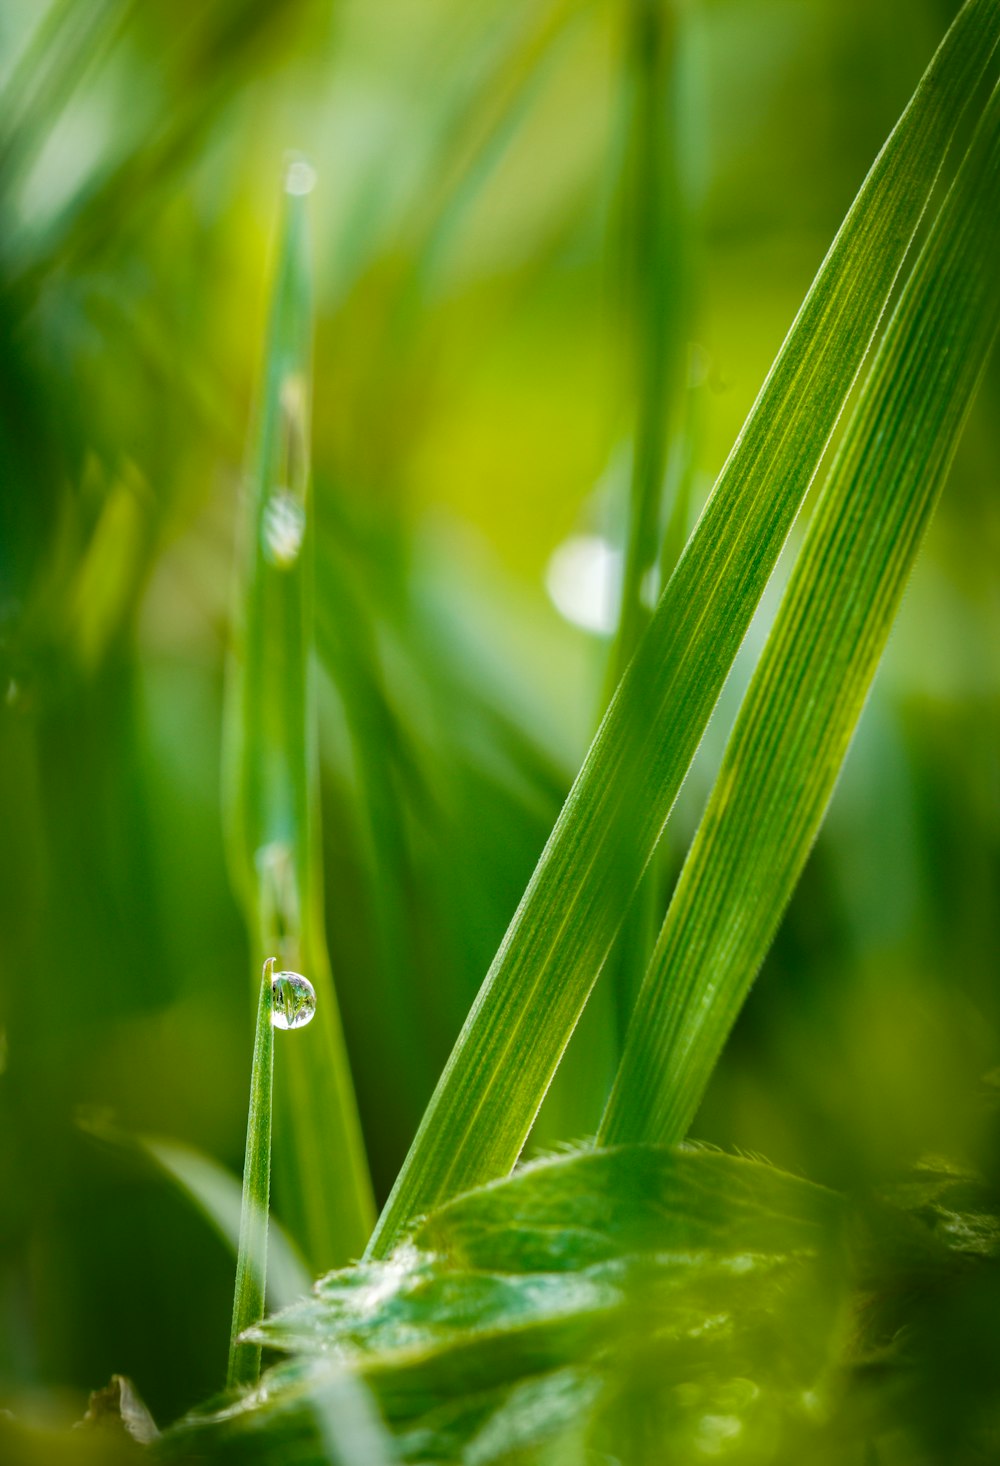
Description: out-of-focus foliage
xmin=0 ymin=0 xmax=998 ymax=1455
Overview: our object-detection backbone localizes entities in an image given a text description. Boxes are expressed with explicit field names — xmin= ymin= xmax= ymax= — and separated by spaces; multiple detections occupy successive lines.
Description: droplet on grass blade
xmin=270 ymin=971 xmax=316 ymax=1031
xmin=285 ymin=158 xmax=316 ymax=196
xmin=262 ymin=489 xmax=306 ymax=567
xmin=545 ymin=533 xmax=621 ymax=636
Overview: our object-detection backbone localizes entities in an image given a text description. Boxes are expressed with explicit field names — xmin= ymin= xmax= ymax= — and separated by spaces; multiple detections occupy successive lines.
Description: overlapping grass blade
xmin=223 ymin=162 xmax=374 ymax=1270
xmin=366 ymin=0 xmax=1000 ymax=1258
xmin=600 ymin=79 xmax=1000 ymax=1149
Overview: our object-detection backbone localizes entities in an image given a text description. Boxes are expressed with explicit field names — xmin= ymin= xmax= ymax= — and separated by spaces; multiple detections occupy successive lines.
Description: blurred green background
xmin=0 ymin=0 xmax=997 ymax=1432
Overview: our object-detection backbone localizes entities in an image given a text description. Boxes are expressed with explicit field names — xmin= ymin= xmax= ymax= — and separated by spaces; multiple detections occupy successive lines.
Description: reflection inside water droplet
xmin=262 ymin=489 xmax=306 ymax=568
xmin=270 ymin=971 xmax=316 ymax=1030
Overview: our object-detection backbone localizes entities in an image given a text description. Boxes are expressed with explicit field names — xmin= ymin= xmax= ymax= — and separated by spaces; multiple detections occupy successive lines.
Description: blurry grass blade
xmin=366 ymin=0 xmax=1000 ymax=1258
xmin=77 ymin=1115 xmax=311 ymax=1310
xmin=138 ymin=1135 xmax=313 ymax=1313
xmin=601 ymin=80 xmax=1000 ymax=1149
xmin=223 ymin=160 xmax=374 ymax=1269
xmin=0 ymin=0 xmax=132 ymax=203
xmin=312 ymin=1371 xmax=396 ymax=1466
xmin=228 ymin=958 xmax=276 ymax=1391
xmin=608 ymin=0 xmax=690 ymax=690
xmin=604 ymin=0 xmax=694 ymax=1052
xmin=412 ymin=0 xmax=574 ymax=272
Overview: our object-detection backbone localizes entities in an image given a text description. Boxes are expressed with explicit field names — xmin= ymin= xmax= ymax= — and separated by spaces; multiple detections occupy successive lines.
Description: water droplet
xmin=285 ymin=158 xmax=316 ymax=197
xmin=262 ymin=489 xmax=306 ymax=568
xmin=270 ymin=971 xmax=316 ymax=1031
xmin=545 ymin=533 xmax=621 ymax=636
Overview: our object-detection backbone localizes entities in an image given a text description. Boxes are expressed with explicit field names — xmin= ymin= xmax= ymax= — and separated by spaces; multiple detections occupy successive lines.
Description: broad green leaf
xmin=164 ymin=1146 xmax=844 ymax=1465
xmin=223 ymin=162 xmax=374 ymax=1269
xmin=367 ymin=0 xmax=1000 ymax=1259
xmin=600 ymin=76 xmax=1000 ymax=1150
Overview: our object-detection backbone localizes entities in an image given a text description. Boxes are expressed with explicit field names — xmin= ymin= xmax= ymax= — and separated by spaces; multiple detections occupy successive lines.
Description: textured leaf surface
xmin=164 ymin=1147 xmax=844 ymax=1464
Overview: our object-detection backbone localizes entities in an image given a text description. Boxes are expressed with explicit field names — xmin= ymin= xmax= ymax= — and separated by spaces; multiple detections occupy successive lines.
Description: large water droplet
xmin=262 ymin=489 xmax=306 ymax=568
xmin=270 ymin=970 xmax=316 ymax=1031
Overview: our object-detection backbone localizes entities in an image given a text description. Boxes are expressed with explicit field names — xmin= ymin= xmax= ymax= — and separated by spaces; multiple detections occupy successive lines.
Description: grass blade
xmin=312 ymin=1372 xmax=396 ymax=1466
xmin=366 ymin=0 xmax=1000 ymax=1258
xmin=600 ymin=79 xmax=1000 ymax=1148
xmin=77 ymin=1116 xmax=311 ymax=1311
xmin=224 ymin=160 xmax=375 ymax=1269
xmin=603 ymin=0 xmax=693 ymax=1051
xmin=607 ymin=0 xmax=689 ymax=692
xmin=228 ymin=959 xmax=275 ymax=1391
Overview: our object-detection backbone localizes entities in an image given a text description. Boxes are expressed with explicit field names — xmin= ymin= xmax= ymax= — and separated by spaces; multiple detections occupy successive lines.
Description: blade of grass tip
xmin=228 ymin=958 xmax=275 ymax=1391
xmin=600 ymin=76 xmax=1000 ymax=1150
xmin=365 ymin=0 xmax=1000 ymax=1259
xmin=223 ymin=157 xmax=374 ymax=1270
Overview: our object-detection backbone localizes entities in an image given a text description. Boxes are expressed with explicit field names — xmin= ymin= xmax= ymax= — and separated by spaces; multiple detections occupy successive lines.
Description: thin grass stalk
xmin=227 ymin=959 xmax=275 ymax=1390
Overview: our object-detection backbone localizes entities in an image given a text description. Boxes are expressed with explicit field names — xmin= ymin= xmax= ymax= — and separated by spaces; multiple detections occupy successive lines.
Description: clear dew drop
xmin=262 ymin=489 xmax=306 ymax=568
xmin=270 ymin=971 xmax=316 ymax=1031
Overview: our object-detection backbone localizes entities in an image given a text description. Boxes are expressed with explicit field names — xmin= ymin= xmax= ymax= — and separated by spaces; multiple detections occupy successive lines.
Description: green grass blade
xmin=77 ymin=1116 xmax=311 ymax=1310
xmin=600 ymin=80 xmax=1000 ymax=1149
xmin=0 ymin=0 xmax=131 ymax=204
xmin=365 ymin=0 xmax=1000 ymax=1259
xmin=228 ymin=959 xmax=276 ymax=1391
xmin=607 ymin=0 xmax=688 ymax=692
xmin=223 ymin=160 xmax=375 ymax=1269
xmin=604 ymin=0 xmax=692 ymax=1052
xmin=312 ymin=1372 xmax=396 ymax=1466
